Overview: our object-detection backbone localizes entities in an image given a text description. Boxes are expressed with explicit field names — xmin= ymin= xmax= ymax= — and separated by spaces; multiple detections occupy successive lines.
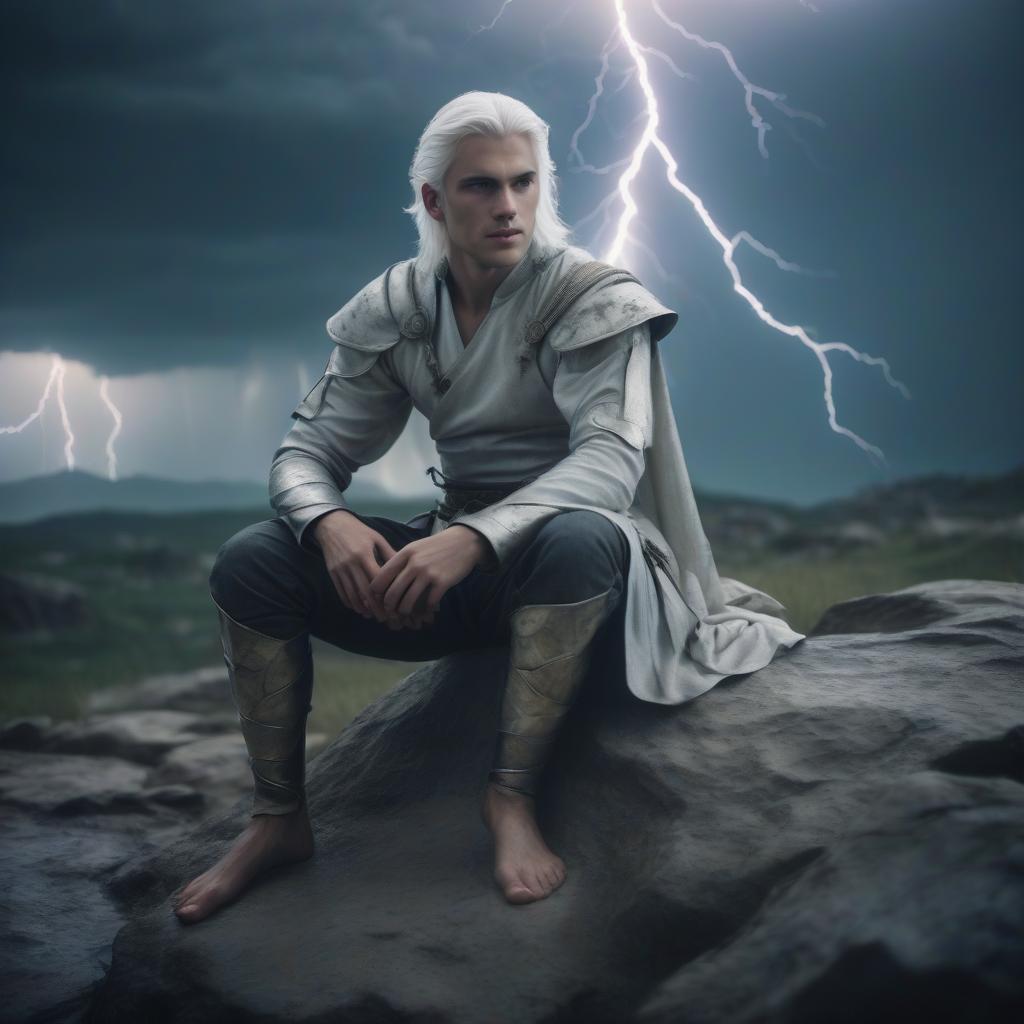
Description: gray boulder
xmin=0 ymin=715 xmax=53 ymax=751
xmin=147 ymin=731 xmax=329 ymax=821
xmin=35 ymin=709 xmax=221 ymax=766
xmin=0 ymin=693 xmax=330 ymax=1023
xmin=0 ymin=570 xmax=88 ymax=632
xmin=636 ymin=771 xmax=1024 ymax=1023
xmin=86 ymin=666 xmax=234 ymax=717
xmin=0 ymin=748 xmax=215 ymax=1024
xmin=87 ymin=579 xmax=1024 ymax=1024
xmin=0 ymin=702 xmax=250 ymax=1023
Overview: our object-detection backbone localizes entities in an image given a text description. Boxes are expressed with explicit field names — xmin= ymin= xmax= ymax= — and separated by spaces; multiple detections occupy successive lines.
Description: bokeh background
xmin=1 ymin=0 xmax=1021 ymax=729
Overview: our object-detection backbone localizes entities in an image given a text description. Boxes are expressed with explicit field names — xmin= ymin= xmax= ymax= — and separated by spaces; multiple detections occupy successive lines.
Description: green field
xmin=2 ymin=503 xmax=1020 ymax=739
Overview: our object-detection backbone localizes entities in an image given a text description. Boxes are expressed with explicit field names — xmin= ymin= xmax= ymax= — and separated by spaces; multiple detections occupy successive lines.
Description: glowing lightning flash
xmin=0 ymin=355 xmax=75 ymax=468
xmin=650 ymin=0 xmax=825 ymax=160
xmin=2 ymin=354 xmax=126 ymax=479
xmin=482 ymin=0 xmax=909 ymax=462
xmin=98 ymin=376 xmax=123 ymax=481
xmin=604 ymin=0 xmax=909 ymax=461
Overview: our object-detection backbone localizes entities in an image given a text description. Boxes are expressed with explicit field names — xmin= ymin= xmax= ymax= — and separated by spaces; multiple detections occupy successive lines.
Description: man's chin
xmin=479 ymin=240 xmax=529 ymax=267
xmin=449 ymin=235 xmax=532 ymax=272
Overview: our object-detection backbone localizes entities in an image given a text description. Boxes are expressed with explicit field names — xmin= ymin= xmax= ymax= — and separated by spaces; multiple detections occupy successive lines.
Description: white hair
xmin=403 ymin=91 xmax=573 ymax=271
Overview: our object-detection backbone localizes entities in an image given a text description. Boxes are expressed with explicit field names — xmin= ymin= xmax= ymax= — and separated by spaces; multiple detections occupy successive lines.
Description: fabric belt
xmin=426 ymin=465 xmax=534 ymax=523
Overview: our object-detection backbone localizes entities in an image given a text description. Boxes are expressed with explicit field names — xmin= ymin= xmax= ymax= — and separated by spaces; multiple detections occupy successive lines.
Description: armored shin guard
xmin=489 ymin=587 xmax=617 ymax=798
xmin=215 ymin=603 xmax=314 ymax=816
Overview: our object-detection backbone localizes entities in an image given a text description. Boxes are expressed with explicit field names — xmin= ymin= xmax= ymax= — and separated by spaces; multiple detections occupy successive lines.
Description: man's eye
xmin=466 ymin=179 xmax=533 ymax=190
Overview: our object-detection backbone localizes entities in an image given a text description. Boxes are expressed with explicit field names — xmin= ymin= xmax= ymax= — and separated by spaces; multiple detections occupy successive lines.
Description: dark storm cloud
xmin=1 ymin=0 xmax=1021 ymax=502
xmin=0 ymin=0 xmax=624 ymax=375
xmin=0 ymin=0 xmax=485 ymax=372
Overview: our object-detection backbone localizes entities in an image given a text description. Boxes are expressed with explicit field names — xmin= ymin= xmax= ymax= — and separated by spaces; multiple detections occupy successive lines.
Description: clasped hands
xmin=313 ymin=509 xmax=488 ymax=631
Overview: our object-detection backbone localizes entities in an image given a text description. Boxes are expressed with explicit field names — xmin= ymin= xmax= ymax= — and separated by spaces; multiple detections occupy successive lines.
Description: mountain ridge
xmin=0 ymin=464 xmax=1020 ymax=530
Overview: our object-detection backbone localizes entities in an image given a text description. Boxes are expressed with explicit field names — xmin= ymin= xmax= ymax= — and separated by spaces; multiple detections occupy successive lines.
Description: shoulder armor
xmin=326 ymin=342 xmax=379 ymax=379
xmin=540 ymin=246 xmax=678 ymax=353
xmin=324 ymin=257 xmax=437 ymax=356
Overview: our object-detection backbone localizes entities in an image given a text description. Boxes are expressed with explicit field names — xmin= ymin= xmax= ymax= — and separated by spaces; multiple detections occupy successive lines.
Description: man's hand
xmin=369 ymin=524 xmax=488 ymax=620
xmin=313 ymin=510 xmax=433 ymax=630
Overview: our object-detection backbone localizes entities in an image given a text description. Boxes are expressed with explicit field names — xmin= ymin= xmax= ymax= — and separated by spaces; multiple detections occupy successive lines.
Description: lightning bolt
xmin=1 ymin=355 xmax=75 ymax=469
xmin=472 ymin=0 xmax=516 ymax=34
xmin=2 ymin=353 xmax=127 ymax=479
xmin=98 ymin=376 xmax=123 ymax=481
xmin=480 ymin=0 xmax=909 ymax=462
xmin=650 ymin=0 xmax=824 ymax=160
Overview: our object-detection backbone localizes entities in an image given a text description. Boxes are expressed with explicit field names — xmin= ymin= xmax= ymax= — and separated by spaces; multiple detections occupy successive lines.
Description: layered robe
xmin=269 ymin=238 xmax=806 ymax=704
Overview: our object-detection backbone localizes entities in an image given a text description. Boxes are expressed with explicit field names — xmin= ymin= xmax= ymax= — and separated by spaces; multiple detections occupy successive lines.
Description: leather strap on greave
xmin=215 ymin=605 xmax=314 ymax=816
xmin=489 ymin=587 xmax=617 ymax=798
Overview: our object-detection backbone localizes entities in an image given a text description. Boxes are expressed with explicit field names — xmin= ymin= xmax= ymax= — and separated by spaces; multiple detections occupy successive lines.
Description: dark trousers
xmin=209 ymin=508 xmax=631 ymax=670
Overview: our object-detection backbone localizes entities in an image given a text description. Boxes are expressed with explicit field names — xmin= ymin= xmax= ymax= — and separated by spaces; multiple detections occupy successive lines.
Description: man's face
xmin=426 ymin=132 xmax=539 ymax=271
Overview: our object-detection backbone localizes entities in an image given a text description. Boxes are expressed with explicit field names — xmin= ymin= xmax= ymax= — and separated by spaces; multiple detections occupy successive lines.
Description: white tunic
xmin=270 ymin=240 xmax=806 ymax=705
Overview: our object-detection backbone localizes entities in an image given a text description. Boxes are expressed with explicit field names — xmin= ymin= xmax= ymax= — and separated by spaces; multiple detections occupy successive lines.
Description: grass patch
xmin=2 ymin=506 xmax=1018 ymax=724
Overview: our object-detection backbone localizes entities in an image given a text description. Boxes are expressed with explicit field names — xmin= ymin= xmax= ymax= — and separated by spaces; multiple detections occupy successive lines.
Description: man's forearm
xmin=269 ymin=355 xmax=414 ymax=556
xmin=269 ymin=453 xmax=353 ymax=553
xmin=454 ymin=429 xmax=644 ymax=574
xmin=444 ymin=523 xmax=496 ymax=571
xmin=311 ymin=508 xmax=363 ymax=547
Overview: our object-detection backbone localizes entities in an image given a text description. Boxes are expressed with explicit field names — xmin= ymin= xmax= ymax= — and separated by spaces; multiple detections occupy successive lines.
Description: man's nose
xmin=493 ymin=185 xmax=518 ymax=220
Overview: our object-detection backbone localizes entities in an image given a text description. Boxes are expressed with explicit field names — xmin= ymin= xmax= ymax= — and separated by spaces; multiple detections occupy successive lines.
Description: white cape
xmin=614 ymin=344 xmax=806 ymax=703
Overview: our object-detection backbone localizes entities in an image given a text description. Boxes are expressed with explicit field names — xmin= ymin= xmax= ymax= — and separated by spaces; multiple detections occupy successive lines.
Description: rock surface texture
xmin=4 ymin=580 xmax=1023 ymax=1023
xmin=0 ymin=670 xmax=327 ymax=1024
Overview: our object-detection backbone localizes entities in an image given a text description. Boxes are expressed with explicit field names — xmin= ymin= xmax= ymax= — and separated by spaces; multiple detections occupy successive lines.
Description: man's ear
xmin=422 ymin=182 xmax=445 ymax=223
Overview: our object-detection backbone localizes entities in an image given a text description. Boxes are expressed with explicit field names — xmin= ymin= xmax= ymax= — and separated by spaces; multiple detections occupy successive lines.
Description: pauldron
xmin=321 ymin=244 xmax=678 ymax=393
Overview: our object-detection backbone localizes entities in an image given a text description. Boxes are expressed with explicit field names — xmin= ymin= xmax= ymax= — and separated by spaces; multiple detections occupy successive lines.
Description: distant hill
xmin=810 ymin=467 xmax=1024 ymax=527
xmin=0 ymin=470 xmax=397 ymax=525
xmin=0 ymin=466 xmax=1020 ymax=553
xmin=696 ymin=465 xmax=1023 ymax=528
xmin=695 ymin=464 xmax=1023 ymax=558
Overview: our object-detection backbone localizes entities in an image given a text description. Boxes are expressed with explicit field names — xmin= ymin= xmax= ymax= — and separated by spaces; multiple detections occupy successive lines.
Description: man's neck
xmin=445 ymin=248 xmax=518 ymax=316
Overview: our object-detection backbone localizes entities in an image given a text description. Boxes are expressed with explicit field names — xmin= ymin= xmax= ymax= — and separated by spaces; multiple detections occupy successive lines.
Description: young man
xmin=172 ymin=92 xmax=804 ymax=923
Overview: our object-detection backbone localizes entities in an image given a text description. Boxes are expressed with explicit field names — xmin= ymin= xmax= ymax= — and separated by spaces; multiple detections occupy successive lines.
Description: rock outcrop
xmin=84 ymin=580 xmax=1024 ymax=1024
xmin=2 ymin=580 xmax=1022 ymax=1023
xmin=0 ymin=570 xmax=89 ymax=632
xmin=0 ymin=670 xmax=327 ymax=1024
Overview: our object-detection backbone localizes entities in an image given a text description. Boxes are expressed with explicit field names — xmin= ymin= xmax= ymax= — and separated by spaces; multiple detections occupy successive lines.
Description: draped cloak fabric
xmin=269 ymin=238 xmax=806 ymax=705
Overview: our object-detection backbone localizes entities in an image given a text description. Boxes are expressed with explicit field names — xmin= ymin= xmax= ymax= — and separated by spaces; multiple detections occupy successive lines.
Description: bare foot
xmin=481 ymin=782 xmax=567 ymax=904
xmin=171 ymin=804 xmax=314 ymax=924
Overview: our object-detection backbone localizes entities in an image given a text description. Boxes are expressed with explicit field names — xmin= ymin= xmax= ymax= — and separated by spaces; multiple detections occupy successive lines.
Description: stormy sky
xmin=1 ymin=0 xmax=1021 ymax=506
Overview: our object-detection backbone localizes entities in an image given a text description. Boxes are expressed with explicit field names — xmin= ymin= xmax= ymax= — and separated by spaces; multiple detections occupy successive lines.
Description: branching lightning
xmin=2 ymin=0 xmax=904 ymax=482
xmin=98 ymin=376 xmax=123 ymax=481
xmin=472 ymin=0 xmax=517 ymax=34
xmin=1 ymin=354 xmax=126 ymax=479
xmin=1 ymin=356 xmax=75 ymax=469
xmin=650 ymin=0 xmax=824 ymax=160
xmin=482 ymin=0 xmax=909 ymax=462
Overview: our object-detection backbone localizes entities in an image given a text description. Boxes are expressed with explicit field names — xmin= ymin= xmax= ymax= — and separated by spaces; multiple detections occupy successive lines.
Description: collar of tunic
xmin=431 ymin=236 xmax=553 ymax=310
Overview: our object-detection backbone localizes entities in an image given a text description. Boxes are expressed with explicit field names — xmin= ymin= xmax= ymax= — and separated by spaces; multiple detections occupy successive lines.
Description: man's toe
xmin=175 ymin=901 xmax=202 ymax=923
xmin=504 ymin=872 xmax=540 ymax=903
xmin=529 ymin=870 xmax=554 ymax=897
xmin=173 ymin=880 xmax=200 ymax=907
